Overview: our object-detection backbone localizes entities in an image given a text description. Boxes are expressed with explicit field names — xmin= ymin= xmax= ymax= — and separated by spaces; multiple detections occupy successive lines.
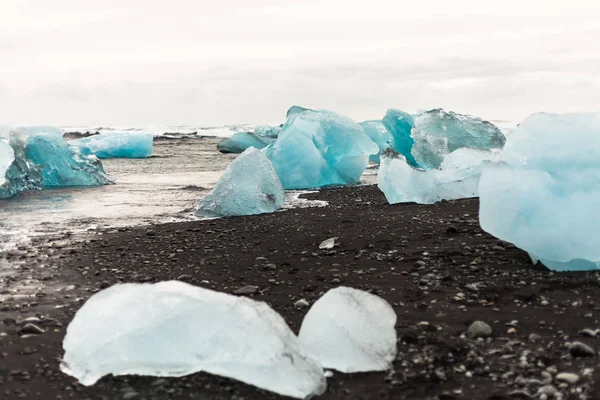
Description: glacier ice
xmin=60 ymin=281 xmax=327 ymax=399
xmin=378 ymin=147 xmax=494 ymax=204
xmin=412 ymin=109 xmax=505 ymax=169
xmin=71 ymin=132 xmax=153 ymax=158
xmin=0 ymin=140 xmax=14 ymax=187
xmin=286 ymin=105 xmax=312 ymax=118
xmin=479 ymin=112 xmax=600 ymax=271
xmin=298 ymin=287 xmax=397 ymax=373
xmin=359 ymin=120 xmax=392 ymax=164
xmin=254 ymin=125 xmax=282 ymax=138
xmin=381 ymin=109 xmax=417 ymax=167
xmin=217 ymin=132 xmax=275 ymax=154
xmin=197 ymin=147 xmax=284 ymax=217
xmin=19 ymin=125 xmax=64 ymax=136
xmin=265 ymin=109 xmax=378 ymax=189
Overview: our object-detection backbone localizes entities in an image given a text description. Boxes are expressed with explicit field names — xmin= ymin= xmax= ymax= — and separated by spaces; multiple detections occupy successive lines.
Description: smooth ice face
xmin=61 ymin=281 xmax=327 ymax=399
xmin=479 ymin=112 xmax=600 ymax=271
xmin=412 ymin=109 xmax=506 ymax=169
xmin=359 ymin=120 xmax=392 ymax=164
xmin=0 ymin=140 xmax=14 ymax=187
xmin=217 ymin=132 xmax=275 ymax=154
xmin=378 ymin=148 xmax=494 ymax=204
xmin=266 ymin=109 xmax=378 ymax=189
xmin=71 ymin=132 xmax=153 ymax=158
xmin=24 ymin=134 xmax=112 ymax=187
xmin=197 ymin=147 xmax=284 ymax=217
xmin=298 ymin=287 xmax=397 ymax=373
xmin=381 ymin=109 xmax=417 ymax=166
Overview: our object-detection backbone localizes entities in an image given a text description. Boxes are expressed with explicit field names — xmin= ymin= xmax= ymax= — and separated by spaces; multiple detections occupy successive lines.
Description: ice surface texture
xmin=61 ymin=281 xmax=327 ymax=399
xmin=298 ymin=287 xmax=397 ymax=373
xmin=0 ymin=140 xmax=14 ymax=187
xmin=254 ymin=125 xmax=282 ymax=138
xmin=378 ymin=148 xmax=493 ymax=205
xmin=197 ymin=147 xmax=284 ymax=217
xmin=359 ymin=120 xmax=392 ymax=164
xmin=72 ymin=132 xmax=153 ymax=158
xmin=265 ymin=109 xmax=378 ymax=189
xmin=412 ymin=109 xmax=505 ymax=169
xmin=479 ymin=112 xmax=600 ymax=271
xmin=381 ymin=109 xmax=417 ymax=166
xmin=217 ymin=132 xmax=275 ymax=154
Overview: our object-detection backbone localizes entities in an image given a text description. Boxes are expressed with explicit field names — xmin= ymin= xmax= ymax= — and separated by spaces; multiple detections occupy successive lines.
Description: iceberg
xmin=265 ymin=109 xmax=378 ymax=189
xmin=0 ymin=140 xmax=14 ymax=187
xmin=381 ymin=109 xmax=417 ymax=167
xmin=378 ymin=147 xmax=494 ymax=204
xmin=479 ymin=112 xmax=600 ymax=271
xmin=359 ymin=120 xmax=392 ymax=164
xmin=217 ymin=132 xmax=275 ymax=154
xmin=298 ymin=287 xmax=397 ymax=373
xmin=61 ymin=281 xmax=327 ymax=399
xmin=197 ymin=147 xmax=284 ymax=217
xmin=71 ymin=132 xmax=153 ymax=158
xmin=412 ymin=109 xmax=506 ymax=169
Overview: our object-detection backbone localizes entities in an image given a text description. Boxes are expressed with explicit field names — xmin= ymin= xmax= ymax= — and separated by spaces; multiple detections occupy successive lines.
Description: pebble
xmin=568 ymin=341 xmax=595 ymax=357
xmin=99 ymin=281 xmax=111 ymax=289
xmin=555 ymin=372 xmax=580 ymax=384
xmin=446 ymin=225 xmax=458 ymax=234
xmin=263 ymin=264 xmax=277 ymax=271
xmin=529 ymin=333 xmax=542 ymax=342
xmin=467 ymin=321 xmax=492 ymax=338
xmin=19 ymin=324 xmax=44 ymax=335
xmin=294 ymin=299 xmax=310 ymax=309
xmin=233 ymin=285 xmax=259 ymax=295
xmin=579 ymin=328 xmax=598 ymax=337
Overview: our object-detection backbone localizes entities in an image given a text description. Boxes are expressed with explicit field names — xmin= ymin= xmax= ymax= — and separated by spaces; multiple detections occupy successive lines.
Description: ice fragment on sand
xmin=217 ymin=132 xmax=275 ymax=154
xmin=412 ymin=109 xmax=505 ymax=169
xmin=318 ymin=237 xmax=337 ymax=250
xmin=72 ymin=132 xmax=153 ymax=158
xmin=298 ymin=287 xmax=397 ymax=373
xmin=197 ymin=147 xmax=284 ymax=217
xmin=479 ymin=112 xmax=600 ymax=271
xmin=265 ymin=109 xmax=378 ymax=189
xmin=381 ymin=109 xmax=417 ymax=167
xmin=378 ymin=147 xmax=494 ymax=204
xmin=60 ymin=281 xmax=326 ymax=399
xmin=359 ymin=120 xmax=392 ymax=164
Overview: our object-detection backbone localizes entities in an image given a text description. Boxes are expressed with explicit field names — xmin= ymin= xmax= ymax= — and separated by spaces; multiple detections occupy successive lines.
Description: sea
xmin=0 ymin=121 xmax=515 ymax=253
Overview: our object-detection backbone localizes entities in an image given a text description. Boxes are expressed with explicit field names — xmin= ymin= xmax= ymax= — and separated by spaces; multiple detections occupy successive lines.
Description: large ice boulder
xmin=359 ymin=120 xmax=392 ymax=164
xmin=378 ymin=148 xmax=494 ymax=204
xmin=381 ymin=109 xmax=417 ymax=167
xmin=479 ymin=112 xmax=600 ymax=271
xmin=197 ymin=147 xmax=284 ymax=217
xmin=265 ymin=109 xmax=378 ymax=189
xmin=61 ymin=281 xmax=327 ymax=399
xmin=217 ymin=132 xmax=274 ymax=154
xmin=412 ymin=109 xmax=505 ymax=169
xmin=298 ymin=287 xmax=397 ymax=373
xmin=71 ymin=132 xmax=153 ymax=158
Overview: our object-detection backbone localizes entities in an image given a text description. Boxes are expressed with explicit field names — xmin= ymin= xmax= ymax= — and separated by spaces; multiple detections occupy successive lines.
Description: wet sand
xmin=1 ymin=185 xmax=599 ymax=399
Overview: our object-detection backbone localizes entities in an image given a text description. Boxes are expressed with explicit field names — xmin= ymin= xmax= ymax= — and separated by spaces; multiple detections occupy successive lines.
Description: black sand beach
xmin=1 ymin=185 xmax=599 ymax=400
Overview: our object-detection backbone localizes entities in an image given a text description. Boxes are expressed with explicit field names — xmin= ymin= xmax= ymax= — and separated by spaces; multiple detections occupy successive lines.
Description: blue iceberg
xmin=197 ymin=147 xmax=284 ymax=217
xmin=217 ymin=132 xmax=275 ymax=154
xmin=378 ymin=147 xmax=494 ymax=204
xmin=381 ymin=109 xmax=417 ymax=167
xmin=254 ymin=125 xmax=282 ymax=139
xmin=71 ymin=132 xmax=153 ymax=159
xmin=412 ymin=109 xmax=505 ymax=169
xmin=479 ymin=112 xmax=600 ymax=271
xmin=265 ymin=109 xmax=378 ymax=189
xmin=359 ymin=121 xmax=392 ymax=164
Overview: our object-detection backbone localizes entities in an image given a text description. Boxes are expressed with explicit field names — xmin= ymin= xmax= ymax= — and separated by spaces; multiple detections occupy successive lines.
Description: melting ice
xmin=71 ymin=132 xmax=153 ymax=158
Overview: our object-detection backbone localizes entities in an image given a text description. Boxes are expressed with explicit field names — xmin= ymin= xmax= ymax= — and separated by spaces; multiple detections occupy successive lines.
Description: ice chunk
xmin=298 ymin=287 xmax=397 ymax=373
xmin=0 ymin=133 xmax=43 ymax=199
xmin=359 ymin=120 xmax=392 ymax=164
xmin=71 ymin=132 xmax=153 ymax=158
xmin=19 ymin=125 xmax=64 ymax=136
xmin=378 ymin=148 xmax=494 ymax=204
xmin=217 ymin=132 xmax=275 ymax=154
xmin=0 ymin=140 xmax=14 ymax=187
xmin=265 ymin=109 xmax=378 ymax=189
xmin=381 ymin=109 xmax=417 ymax=166
xmin=479 ymin=112 xmax=600 ymax=271
xmin=286 ymin=105 xmax=313 ymax=118
xmin=61 ymin=281 xmax=326 ymax=399
xmin=254 ymin=125 xmax=282 ymax=138
xmin=197 ymin=147 xmax=284 ymax=217
xmin=412 ymin=109 xmax=505 ymax=169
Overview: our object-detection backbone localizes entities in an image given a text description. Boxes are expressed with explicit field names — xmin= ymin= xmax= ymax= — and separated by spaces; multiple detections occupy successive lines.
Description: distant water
xmin=60 ymin=124 xmax=257 ymax=139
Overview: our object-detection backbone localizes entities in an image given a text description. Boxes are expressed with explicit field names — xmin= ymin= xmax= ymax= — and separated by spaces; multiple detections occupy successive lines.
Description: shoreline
xmin=1 ymin=185 xmax=599 ymax=399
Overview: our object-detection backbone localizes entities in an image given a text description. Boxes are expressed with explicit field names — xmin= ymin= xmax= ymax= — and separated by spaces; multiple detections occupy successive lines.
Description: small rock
xmin=446 ymin=225 xmax=459 ymax=234
xmin=233 ymin=285 xmax=259 ymax=295
xmin=529 ymin=333 xmax=542 ymax=342
xmin=176 ymin=275 xmax=191 ymax=281
xmin=568 ymin=341 xmax=595 ymax=357
xmin=19 ymin=324 xmax=44 ymax=335
xmin=123 ymin=392 xmax=139 ymax=400
xmin=467 ymin=321 xmax=492 ymax=338
xmin=507 ymin=328 xmax=517 ymax=335
xmin=145 ymin=230 xmax=156 ymax=237
xmin=579 ymin=328 xmax=598 ymax=337
xmin=263 ymin=264 xmax=277 ymax=271
xmin=319 ymin=238 xmax=337 ymax=250
xmin=555 ymin=373 xmax=579 ymax=384
xmin=294 ymin=299 xmax=310 ymax=309
xmin=99 ymin=281 xmax=111 ymax=289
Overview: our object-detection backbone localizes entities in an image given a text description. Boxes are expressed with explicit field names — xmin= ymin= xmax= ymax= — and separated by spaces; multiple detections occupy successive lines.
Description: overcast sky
xmin=1 ymin=0 xmax=599 ymax=126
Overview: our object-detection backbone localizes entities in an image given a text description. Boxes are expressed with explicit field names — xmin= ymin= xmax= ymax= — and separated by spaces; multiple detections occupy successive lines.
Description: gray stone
xmin=568 ymin=341 xmax=595 ymax=357
xmin=467 ymin=321 xmax=492 ymax=338
xmin=555 ymin=372 xmax=580 ymax=384
xmin=233 ymin=285 xmax=259 ymax=295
